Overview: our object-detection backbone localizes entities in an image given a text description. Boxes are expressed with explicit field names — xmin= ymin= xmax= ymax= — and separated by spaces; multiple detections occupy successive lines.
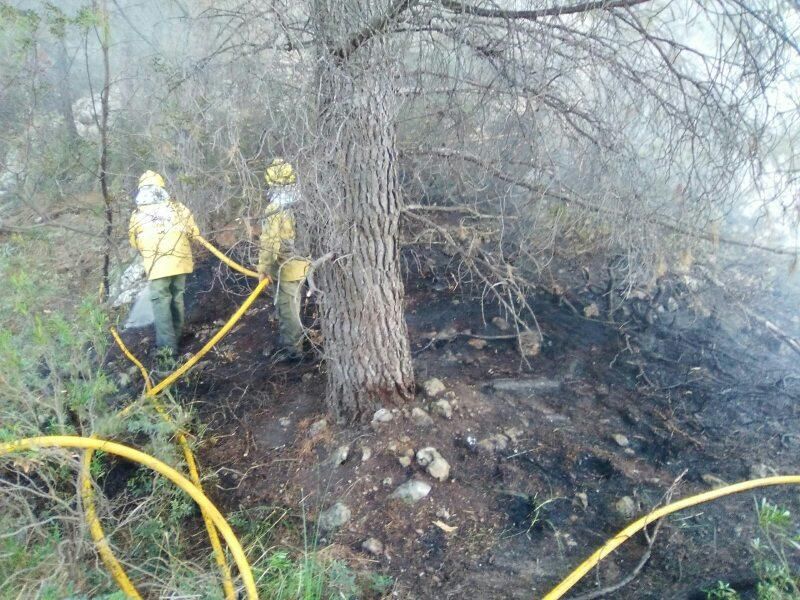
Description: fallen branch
xmin=747 ymin=312 xmax=800 ymax=358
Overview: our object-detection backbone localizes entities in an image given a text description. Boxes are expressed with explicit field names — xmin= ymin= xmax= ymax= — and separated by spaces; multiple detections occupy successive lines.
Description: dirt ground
xmin=110 ymin=246 xmax=800 ymax=599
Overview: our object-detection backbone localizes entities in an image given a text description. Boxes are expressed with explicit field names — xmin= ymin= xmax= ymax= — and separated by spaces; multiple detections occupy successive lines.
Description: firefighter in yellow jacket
xmin=129 ymin=170 xmax=199 ymax=357
xmin=258 ymin=159 xmax=310 ymax=361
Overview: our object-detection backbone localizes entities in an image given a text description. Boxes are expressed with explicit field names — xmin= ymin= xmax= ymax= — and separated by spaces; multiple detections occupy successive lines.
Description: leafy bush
xmin=0 ymin=234 xmax=388 ymax=597
xmin=705 ymin=498 xmax=800 ymax=600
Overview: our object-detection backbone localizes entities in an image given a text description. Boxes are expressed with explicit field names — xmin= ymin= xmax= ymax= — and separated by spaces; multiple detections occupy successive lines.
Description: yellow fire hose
xmin=0 ymin=436 xmax=258 ymax=600
xmin=112 ymin=327 xmax=235 ymax=599
xmin=78 ymin=329 xmax=235 ymax=600
xmin=75 ymin=238 xmax=265 ymax=598
xmin=79 ymin=449 xmax=140 ymax=598
xmin=149 ymin=278 xmax=268 ymax=396
xmin=543 ymin=475 xmax=800 ymax=600
xmin=194 ymin=234 xmax=260 ymax=279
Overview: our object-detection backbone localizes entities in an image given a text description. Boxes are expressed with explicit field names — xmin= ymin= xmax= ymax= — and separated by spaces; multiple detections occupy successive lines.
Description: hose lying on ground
xmin=542 ymin=475 xmax=800 ymax=600
xmin=79 ymin=449 xmax=141 ymax=599
xmin=1 ymin=436 xmax=258 ymax=600
xmin=112 ymin=327 xmax=236 ymax=598
xmin=149 ymin=277 xmax=269 ymax=396
xmin=76 ymin=239 xmax=265 ymax=598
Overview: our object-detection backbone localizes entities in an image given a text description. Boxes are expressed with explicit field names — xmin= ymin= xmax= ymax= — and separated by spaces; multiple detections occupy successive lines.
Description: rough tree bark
xmin=95 ymin=0 xmax=112 ymax=301
xmin=313 ymin=2 xmax=415 ymax=422
xmin=54 ymin=40 xmax=79 ymax=144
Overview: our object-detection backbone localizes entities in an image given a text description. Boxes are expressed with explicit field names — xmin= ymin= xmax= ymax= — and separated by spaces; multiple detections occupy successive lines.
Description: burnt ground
xmin=109 ymin=246 xmax=800 ymax=599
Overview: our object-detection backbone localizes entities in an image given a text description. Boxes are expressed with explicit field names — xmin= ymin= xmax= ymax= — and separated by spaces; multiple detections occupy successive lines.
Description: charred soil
xmin=109 ymin=248 xmax=800 ymax=599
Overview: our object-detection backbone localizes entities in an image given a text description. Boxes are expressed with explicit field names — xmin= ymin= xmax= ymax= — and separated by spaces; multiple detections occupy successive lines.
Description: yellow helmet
xmin=264 ymin=158 xmax=296 ymax=186
xmin=138 ymin=170 xmax=165 ymax=189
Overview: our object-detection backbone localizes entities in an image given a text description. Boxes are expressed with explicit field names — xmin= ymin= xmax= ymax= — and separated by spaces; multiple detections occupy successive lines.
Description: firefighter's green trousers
xmin=149 ymin=274 xmax=186 ymax=353
xmin=275 ymin=279 xmax=304 ymax=355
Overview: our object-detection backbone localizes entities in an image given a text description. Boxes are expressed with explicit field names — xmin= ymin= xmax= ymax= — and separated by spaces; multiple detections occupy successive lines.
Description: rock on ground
xmin=362 ymin=538 xmax=384 ymax=556
xmin=492 ymin=316 xmax=511 ymax=331
xmin=749 ymin=463 xmax=776 ymax=479
xmin=518 ymin=330 xmax=541 ymax=358
xmin=503 ymin=427 xmax=524 ymax=444
xmin=423 ymin=377 xmax=446 ymax=398
xmin=478 ymin=433 xmax=510 ymax=453
xmin=411 ymin=407 xmax=434 ymax=428
xmin=416 ymin=447 xmax=451 ymax=482
xmin=308 ymin=419 xmax=328 ymax=437
xmin=372 ymin=408 xmax=393 ymax=424
xmin=612 ymin=434 xmax=630 ymax=447
xmin=614 ymin=496 xmax=636 ymax=520
xmin=110 ymin=261 xmax=146 ymax=308
xmin=331 ymin=445 xmax=349 ymax=465
xmin=390 ymin=479 xmax=432 ymax=503
xmin=431 ymin=399 xmax=453 ymax=419
xmin=318 ymin=502 xmax=351 ymax=531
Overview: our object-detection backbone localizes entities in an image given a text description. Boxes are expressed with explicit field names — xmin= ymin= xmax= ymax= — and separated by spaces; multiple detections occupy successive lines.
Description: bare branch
xmin=332 ymin=0 xmax=419 ymax=60
xmin=409 ymin=147 xmax=800 ymax=257
xmin=439 ymin=0 xmax=653 ymax=21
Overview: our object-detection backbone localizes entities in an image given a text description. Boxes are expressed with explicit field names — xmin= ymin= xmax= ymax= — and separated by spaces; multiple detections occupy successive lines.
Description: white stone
xmin=318 ymin=502 xmax=351 ymax=530
xmin=110 ymin=261 xmax=146 ymax=308
xmin=431 ymin=399 xmax=453 ymax=419
xmin=615 ymin=496 xmax=636 ymax=520
xmin=612 ymin=434 xmax=630 ymax=447
xmin=372 ymin=408 xmax=393 ymax=423
xmin=411 ymin=407 xmax=434 ymax=428
xmin=362 ymin=538 xmax=384 ymax=556
xmin=749 ymin=463 xmax=776 ymax=479
xmin=423 ymin=378 xmax=446 ymax=398
xmin=701 ymin=474 xmax=728 ymax=488
xmin=332 ymin=445 xmax=349 ymax=465
xmin=389 ymin=479 xmax=432 ymax=503
xmin=416 ymin=447 xmax=451 ymax=482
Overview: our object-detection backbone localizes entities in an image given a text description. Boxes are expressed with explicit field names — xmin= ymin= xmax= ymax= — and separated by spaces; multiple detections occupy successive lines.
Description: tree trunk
xmin=97 ymin=0 xmax=112 ymax=301
xmin=54 ymin=40 xmax=79 ymax=144
xmin=313 ymin=5 xmax=414 ymax=422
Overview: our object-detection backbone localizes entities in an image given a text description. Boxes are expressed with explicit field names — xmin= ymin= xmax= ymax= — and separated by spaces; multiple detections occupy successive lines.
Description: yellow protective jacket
xmin=129 ymin=200 xmax=200 ymax=280
xmin=258 ymin=202 xmax=309 ymax=282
